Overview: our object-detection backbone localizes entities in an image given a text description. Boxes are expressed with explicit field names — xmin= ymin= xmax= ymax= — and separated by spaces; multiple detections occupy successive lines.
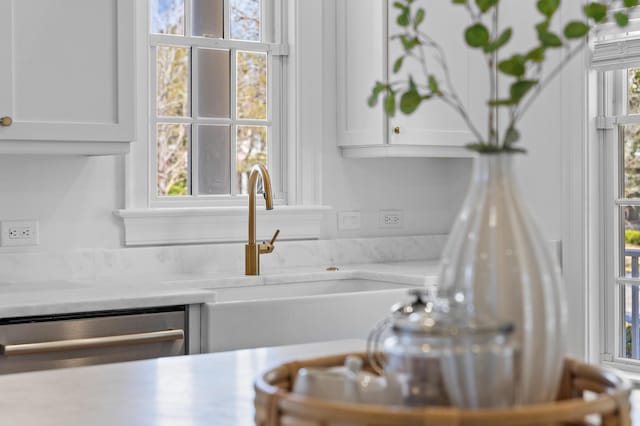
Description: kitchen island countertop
xmin=0 ymin=339 xmax=637 ymax=425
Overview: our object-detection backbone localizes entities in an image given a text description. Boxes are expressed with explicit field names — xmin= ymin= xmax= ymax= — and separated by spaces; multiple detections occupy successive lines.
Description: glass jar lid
xmin=390 ymin=289 xmax=513 ymax=337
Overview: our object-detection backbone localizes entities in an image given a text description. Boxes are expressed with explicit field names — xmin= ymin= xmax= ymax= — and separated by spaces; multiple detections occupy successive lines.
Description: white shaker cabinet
xmin=0 ymin=0 xmax=134 ymax=155
xmin=336 ymin=0 xmax=479 ymax=158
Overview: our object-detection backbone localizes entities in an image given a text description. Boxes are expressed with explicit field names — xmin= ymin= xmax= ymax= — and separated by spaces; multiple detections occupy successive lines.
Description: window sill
xmin=114 ymin=205 xmax=331 ymax=246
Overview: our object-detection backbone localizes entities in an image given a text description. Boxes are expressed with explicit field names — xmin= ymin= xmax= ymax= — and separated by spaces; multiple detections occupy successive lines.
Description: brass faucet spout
xmin=245 ymin=164 xmax=277 ymax=275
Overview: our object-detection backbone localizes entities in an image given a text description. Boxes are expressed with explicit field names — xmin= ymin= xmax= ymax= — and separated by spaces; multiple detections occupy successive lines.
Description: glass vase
xmin=437 ymin=153 xmax=568 ymax=405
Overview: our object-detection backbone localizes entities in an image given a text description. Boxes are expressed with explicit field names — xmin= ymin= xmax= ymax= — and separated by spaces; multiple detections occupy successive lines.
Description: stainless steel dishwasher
xmin=0 ymin=305 xmax=189 ymax=374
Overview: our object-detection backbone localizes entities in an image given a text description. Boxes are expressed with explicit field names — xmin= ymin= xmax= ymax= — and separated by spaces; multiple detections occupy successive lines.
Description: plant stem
xmin=488 ymin=6 xmax=498 ymax=146
xmin=512 ymin=39 xmax=587 ymax=126
xmin=417 ymin=30 xmax=484 ymax=142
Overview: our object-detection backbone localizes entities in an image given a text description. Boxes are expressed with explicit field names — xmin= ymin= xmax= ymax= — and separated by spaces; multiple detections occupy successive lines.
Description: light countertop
xmin=0 ymin=339 xmax=636 ymax=426
xmin=0 ymin=339 xmax=365 ymax=425
xmin=0 ymin=260 xmax=439 ymax=318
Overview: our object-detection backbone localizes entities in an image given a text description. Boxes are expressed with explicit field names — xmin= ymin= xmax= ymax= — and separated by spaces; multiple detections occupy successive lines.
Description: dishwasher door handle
xmin=0 ymin=329 xmax=185 ymax=356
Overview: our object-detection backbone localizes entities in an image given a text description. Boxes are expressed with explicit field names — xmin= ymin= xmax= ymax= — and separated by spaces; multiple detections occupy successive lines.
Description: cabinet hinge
xmin=270 ymin=44 xmax=289 ymax=57
xmin=601 ymin=352 xmax=613 ymax=362
xmin=596 ymin=116 xmax=615 ymax=130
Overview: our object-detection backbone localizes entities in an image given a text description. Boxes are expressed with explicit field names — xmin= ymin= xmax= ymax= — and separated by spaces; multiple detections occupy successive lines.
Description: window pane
xmin=624 ymin=206 xmax=640 ymax=276
xmin=622 ymin=124 xmax=640 ymax=198
xmin=192 ymin=0 xmax=223 ymax=38
xmin=198 ymin=125 xmax=231 ymax=195
xmin=237 ymin=126 xmax=267 ymax=194
xmin=157 ymin=46 xmax=190 ymax=117
xmin=151 ymin=0 xmax=184 ymax=35
xmin=237 ymin=51 xmax=267 ymax=120
xmin=231 ymin=0 xmax=261 ymax=41
xmin=157 ymin=124 xmax=190 ymax=196
xmin=197 ymin=48 xmax=230 ymax=118
xmin=622 ymin=284 xmax=640 ymax=359
xmin=629 ymin=69 xmax=640 ymax=115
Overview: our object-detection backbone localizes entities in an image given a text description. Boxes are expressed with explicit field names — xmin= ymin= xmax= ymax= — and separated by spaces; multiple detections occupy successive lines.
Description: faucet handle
xmin=269 ymin=229 xmax=280 ymax=245
xmin=259 ymin=229 xmax=280 ymax=255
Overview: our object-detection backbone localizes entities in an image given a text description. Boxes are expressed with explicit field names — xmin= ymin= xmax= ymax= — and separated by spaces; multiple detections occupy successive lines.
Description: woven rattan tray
xmin=254 ymin=352 xmax=631 ymax=426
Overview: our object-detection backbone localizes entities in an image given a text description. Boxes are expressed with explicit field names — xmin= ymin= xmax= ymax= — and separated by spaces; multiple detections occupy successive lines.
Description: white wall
xmin=0 ymin=155 xmax=124 ymax=252
xmin=0 ymin=0 xmax=574 ymax=254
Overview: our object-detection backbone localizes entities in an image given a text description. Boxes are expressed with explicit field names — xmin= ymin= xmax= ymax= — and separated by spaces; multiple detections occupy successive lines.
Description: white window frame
xmin=598 ymin=67 xmax=640 ymax=372
xmin=592 ymin=33 xmax=640 ymax=374
xmin=115 ymin=0 xmax=328 ymax=246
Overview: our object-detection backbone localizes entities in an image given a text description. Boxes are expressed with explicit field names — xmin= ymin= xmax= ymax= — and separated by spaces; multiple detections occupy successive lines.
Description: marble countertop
xmin=0 ymin=259 xmax=439 ymax=318
xmin=0 ymin=339 xmax=636 ymax=426
xmin=0 ymin=285 xmax=216 ymax=318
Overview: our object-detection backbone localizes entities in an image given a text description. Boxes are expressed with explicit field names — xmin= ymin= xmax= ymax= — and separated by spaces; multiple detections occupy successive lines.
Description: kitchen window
xmin=150 ymin=0 xmax=283 ymax=203
xmin=593 ymin=23 xmax=640 ymax=371
xmin=116 ymin=0 xmax=328 ymax=246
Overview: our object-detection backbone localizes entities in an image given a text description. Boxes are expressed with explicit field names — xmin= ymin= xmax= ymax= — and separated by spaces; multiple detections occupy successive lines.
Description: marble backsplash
xmin=0 ymin=235 xmax=447 ymax=283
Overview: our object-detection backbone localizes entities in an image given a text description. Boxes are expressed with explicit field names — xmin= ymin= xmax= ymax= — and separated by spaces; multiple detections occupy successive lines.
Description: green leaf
xmin=537 ymin=0 xmax=560 ymax=18
xmin=397 ymin=9 xmax=411 ymax=27
xmin=498 ymin=55 xmax=526 ymax=77
xmin=393 ymin=57 xmax=404 ymax=73
xmin=465 ymin=23 xmax=490 ymax=48
xmin=400 ymin=89 xmax=422 ymax=114
xmin=615 ymin=12 xmax=630 ymax=27
xmin=503 ymin=127 xmax=520 ymax=146
xmin=488 ymin=98 xmax=516 ymax=106
xmin=465 ymin=143 xmax=527 ymax=153
xmin=408 ymin=75 xmax=417 ymax=91
xmin=367 ymin=82 xmax=386 ymax=107
xmin=539 ymin=31 xmax=563 ymax=47
xmin=584 ymin=2 xmax=608 ymax=23
xmin=510 ymin=79 xmax=538 ymax=103
xmin=414 ymin=8 xmax=425 ymax=29
xmin=564 ymin=21 xmax=590 ymax=38
xmin=400 ymin=35 xmax=421 ymax=51
xmin=484 ymin=28 xmax=512 ymax=53
xmin=536 ymin=21 xmax=550 ymax=33
xmin=476 ymin=0 xmax=498 ymax=13
xmin=384 ymin=91 xmax=396 ymax=116
xmin=428 ymin=75 xmax=440 ymax=94
xmin=526 ymin=47 xmax=545 ymax=62
xmin=624 ymin=0 xmax=639 ymax=7
xmin=452 ymin=0 xmax=467 ymax=3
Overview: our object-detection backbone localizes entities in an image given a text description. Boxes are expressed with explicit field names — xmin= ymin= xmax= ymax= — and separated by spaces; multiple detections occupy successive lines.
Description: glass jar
xmin=368 ymin=289 xmax=516 ymax=408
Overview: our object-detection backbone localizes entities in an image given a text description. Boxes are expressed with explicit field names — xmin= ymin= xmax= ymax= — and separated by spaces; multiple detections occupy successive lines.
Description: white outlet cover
xmin=379 ymin=210 xmax=404 ymax=228
xmin=1 ymin=220 xmax=39 ymax=246
xmin=338 ymin=211 xmax=361 ymax=230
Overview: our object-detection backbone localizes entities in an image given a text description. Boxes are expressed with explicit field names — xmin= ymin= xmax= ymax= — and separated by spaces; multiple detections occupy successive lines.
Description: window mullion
xmin=150 ymin=45 xmax=159 ymax=202
xmin=184 ymin=0 xmax=192 ymax=38
xmin=223 ymin=0 xmax=230 ymax=40
xmin=230 ymin=48 xmax=238 ymax=196
xmin=150 ymin=34 xmax=274 ymax=52
xmin=191 ymin=44 xmax=199 ymax=197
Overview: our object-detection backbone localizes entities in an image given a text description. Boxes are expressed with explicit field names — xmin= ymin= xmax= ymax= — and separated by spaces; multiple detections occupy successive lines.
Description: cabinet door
xmin=388 ymin=0 xmax=477 ymax=148
xmin=0 ymin=0 xmax=134 ymax=151
xmin=336 ymin=0 xmax=386 ymax=147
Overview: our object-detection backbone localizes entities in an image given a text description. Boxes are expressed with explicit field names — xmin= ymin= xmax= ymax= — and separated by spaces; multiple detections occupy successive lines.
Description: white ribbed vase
xmin=437 ymin=153 xmax=568 ymax=405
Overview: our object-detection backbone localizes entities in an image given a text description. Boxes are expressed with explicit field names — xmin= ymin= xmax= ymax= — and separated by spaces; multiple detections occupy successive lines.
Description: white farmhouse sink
xmin=203 ymin=278 xmax=419 ymax=353
xmin=212 ymin=278 xmax=412 ymax=302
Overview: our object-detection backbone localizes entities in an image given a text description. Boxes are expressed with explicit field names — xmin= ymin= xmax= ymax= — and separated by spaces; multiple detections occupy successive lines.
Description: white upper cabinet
xmin=336 ymin=0 xmax=478 ymax=158
xmin=0 ymin=0 xmax=134 ymax=155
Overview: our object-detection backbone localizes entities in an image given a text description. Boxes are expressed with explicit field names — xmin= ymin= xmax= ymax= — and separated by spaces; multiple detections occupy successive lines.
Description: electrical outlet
xmin=338 ymin=211 xmax=361 ymax=230
xmin=1 ymin=220 xmax=39 ymax=247
xmin=379 ymin=210 xmax=403 ymax=228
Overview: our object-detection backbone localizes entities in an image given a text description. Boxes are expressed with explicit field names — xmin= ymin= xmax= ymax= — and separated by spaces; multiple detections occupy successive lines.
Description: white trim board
xmin=114 ymin=205 xmax=330 ymax=246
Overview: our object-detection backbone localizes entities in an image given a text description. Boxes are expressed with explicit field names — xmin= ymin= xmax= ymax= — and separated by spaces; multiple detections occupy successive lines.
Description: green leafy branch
xmin=368 ymin=0 xmax=639 ymax=153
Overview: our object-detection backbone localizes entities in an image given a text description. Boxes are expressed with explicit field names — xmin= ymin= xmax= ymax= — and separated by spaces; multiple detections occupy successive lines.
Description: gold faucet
xmin=245 ymin=164 xmax=280 ymax=275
